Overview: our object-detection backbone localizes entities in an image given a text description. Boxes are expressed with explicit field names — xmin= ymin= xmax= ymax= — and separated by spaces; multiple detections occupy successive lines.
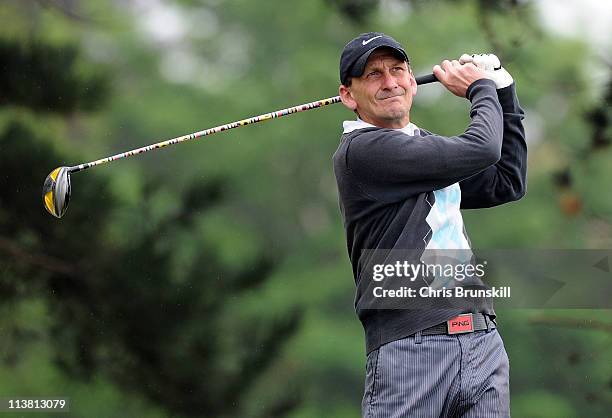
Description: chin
xmin=385 ymin=101 xmax=408 ymax=112
xmin=383 ymin=110 xmax=408 ymax=120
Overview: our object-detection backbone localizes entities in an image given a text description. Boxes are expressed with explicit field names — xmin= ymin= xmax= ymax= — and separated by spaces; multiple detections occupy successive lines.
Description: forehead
xmin=365 ymin=48 xmax=406 ymax=69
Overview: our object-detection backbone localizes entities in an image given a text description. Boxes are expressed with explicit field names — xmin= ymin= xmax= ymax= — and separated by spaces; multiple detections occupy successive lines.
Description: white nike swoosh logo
xmin=362 ymin=36 xmax=382 ymax=45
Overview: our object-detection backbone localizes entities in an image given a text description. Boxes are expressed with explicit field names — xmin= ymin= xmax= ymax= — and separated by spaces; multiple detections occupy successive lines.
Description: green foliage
xmin=0 ymin=0 xmax=610 ymax=417
xmin=0 ymin=40 xmax=109 ymax=112
xmin=0 ymin=9 xmax=304 ymax=417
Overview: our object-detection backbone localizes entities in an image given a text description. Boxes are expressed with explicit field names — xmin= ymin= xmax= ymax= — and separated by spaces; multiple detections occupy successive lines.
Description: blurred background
xmin=0 ymin=0 xmax=610 ymax=417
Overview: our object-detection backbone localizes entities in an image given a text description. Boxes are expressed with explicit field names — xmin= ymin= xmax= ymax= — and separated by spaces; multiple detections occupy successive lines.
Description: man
xmin=333 ymin=32 xmax=527 ymax=417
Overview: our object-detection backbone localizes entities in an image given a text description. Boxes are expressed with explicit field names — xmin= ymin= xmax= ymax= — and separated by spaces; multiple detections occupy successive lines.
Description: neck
xmin=360 ymin=116 xmax=411 ymax=129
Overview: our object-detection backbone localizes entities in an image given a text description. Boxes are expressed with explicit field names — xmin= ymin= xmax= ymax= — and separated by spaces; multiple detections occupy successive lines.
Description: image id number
xmin=4 ymin=398 xmax=68 ymax=411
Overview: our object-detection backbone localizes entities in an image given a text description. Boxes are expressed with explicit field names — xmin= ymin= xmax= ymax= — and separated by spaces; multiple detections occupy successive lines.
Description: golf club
xmin=42 ymin=73 xmax=438 ymax=218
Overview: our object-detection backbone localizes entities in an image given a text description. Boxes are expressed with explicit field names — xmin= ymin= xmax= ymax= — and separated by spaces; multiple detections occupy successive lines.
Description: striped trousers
xmin=362 ymin=327 xmax=510 ymax=418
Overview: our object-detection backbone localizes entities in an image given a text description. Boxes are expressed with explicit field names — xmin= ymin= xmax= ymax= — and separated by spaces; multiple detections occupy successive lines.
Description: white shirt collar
xmin=342 ymin=118 xmax=419 ymax=135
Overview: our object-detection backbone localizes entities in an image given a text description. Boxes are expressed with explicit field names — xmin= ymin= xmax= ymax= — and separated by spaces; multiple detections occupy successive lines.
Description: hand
xmin=459 ymin=53 xmax=513 ymax=89
xmin=432 ymin=59 xmax=488 ymax=98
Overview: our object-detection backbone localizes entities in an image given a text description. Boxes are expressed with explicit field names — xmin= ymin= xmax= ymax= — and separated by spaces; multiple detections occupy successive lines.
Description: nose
xmin=380 ymin=70 xmax=398 ymax=90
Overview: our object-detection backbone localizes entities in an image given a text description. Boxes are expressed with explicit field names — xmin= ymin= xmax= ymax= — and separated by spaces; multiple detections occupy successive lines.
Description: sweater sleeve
xmin=458 ymin=83 xmax=527 ymax=209
xmin=345 ymin=79 xmax=503 ymax=203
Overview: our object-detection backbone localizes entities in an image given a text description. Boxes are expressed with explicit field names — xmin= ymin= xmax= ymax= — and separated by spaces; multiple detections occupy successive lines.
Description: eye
xmin=367 ymin=70 xmax=380 ymax=78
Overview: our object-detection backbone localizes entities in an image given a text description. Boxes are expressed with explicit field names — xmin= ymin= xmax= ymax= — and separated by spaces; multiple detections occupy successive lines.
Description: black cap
xmin=339 ymin=32 xmax=409 ymax=85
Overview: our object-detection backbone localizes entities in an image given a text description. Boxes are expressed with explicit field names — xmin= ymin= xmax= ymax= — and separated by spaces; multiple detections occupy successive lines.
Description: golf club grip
xmin=415 ymin=73 xmax=438 ymax=85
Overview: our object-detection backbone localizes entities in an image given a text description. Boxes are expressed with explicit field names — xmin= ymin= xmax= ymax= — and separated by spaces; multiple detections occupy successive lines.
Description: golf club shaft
xmin=69 ymin=73 xmax=438 ymax=174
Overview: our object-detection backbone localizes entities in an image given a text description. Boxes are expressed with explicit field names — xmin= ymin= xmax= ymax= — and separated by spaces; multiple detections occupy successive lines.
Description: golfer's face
xmin=350 ymin=50 xmax=416 ymax=128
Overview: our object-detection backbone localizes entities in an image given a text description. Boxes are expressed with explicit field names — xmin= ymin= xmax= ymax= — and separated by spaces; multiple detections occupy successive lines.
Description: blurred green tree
xmin=1 ymin=0 xmax=610 ymax=417
xmin=0 ymin=7 xmax=302 ymax=417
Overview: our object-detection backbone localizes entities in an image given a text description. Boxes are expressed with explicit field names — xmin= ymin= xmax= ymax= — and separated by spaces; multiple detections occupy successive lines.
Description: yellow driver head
xmin=42 ymin=167 xmax=71 ymax=218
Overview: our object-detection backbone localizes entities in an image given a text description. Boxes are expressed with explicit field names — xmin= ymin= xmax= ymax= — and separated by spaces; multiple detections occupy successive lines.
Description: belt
xmin=420 ymin=313 xmax=495 ymax=336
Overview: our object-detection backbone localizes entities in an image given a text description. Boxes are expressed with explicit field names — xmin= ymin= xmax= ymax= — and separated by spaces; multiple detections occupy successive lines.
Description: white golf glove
xmin=459 ymin=53 xmax=513 ymax=89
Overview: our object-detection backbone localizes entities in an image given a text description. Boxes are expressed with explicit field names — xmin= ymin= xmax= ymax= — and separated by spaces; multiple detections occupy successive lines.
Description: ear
xmin=339 ymin=84 xmax=357 ymax=111
xmin=408 ymin=68 xmax=417 ymax=97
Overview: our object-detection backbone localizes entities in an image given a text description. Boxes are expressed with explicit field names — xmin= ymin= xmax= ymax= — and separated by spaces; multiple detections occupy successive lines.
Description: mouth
xmin=378 ymin=94 xmax=404 ymax=101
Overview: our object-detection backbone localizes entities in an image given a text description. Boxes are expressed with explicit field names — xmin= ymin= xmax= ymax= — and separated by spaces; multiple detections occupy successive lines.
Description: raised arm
xmin=457 ymin=55 xmax=527 ymax=208
xmin=345 ymin=79 xmax=504 ymax=203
